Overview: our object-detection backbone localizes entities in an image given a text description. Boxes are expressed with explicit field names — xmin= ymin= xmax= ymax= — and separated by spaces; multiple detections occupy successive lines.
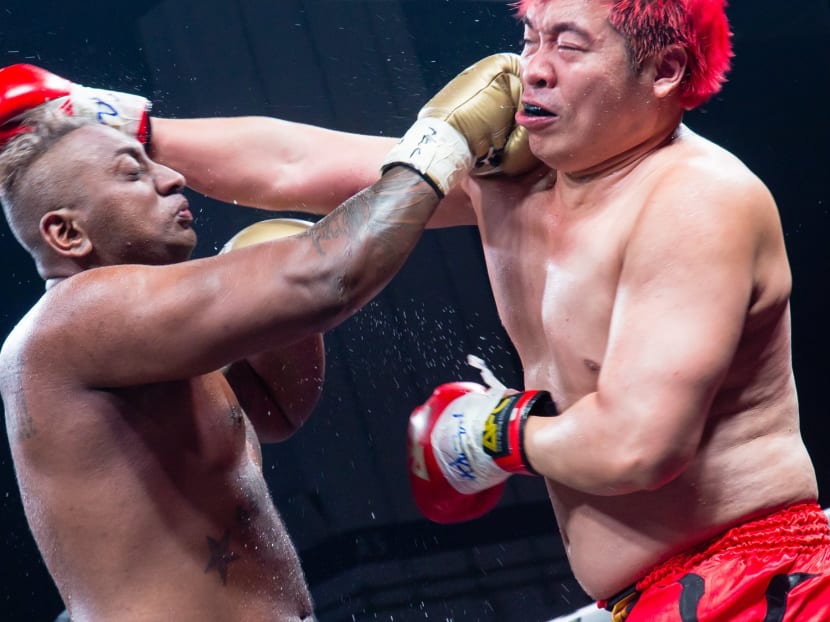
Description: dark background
xmin=0 ymin=1 xmax=828 ymax=620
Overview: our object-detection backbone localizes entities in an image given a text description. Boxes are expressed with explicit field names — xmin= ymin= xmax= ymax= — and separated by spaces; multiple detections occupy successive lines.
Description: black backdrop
xmin=0 ymin=2 xmax=828 ymax=621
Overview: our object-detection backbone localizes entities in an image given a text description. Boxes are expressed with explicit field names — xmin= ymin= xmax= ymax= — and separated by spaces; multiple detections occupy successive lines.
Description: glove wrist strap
xmin=485 ymin=390 xmax=557 ymax=476
xmin=380 ymin=117 xmax=473 ymax=197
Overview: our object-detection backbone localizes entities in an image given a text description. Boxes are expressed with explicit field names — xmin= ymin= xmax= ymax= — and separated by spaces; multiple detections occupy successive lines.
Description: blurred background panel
xmin=0 ymin=1 xmax=828 ymax=620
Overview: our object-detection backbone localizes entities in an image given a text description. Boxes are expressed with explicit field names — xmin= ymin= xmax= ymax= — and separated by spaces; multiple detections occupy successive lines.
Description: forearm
xmin=150 ymin=116 xmax=394 ymax=212
xmin=305 ymin=165 xmax=440 ymax=322
xmin=225 ymin=166 xmax=434 ymax=430
xmin=523 ymin=392 xmax=693 ymax=496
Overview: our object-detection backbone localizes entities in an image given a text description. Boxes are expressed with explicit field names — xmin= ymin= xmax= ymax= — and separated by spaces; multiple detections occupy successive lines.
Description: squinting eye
xmin=557 ymin=40 xmax=583 ymax=52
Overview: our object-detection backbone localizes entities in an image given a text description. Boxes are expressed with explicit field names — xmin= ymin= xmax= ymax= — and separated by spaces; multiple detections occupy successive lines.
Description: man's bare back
xmin=468 ymin=126 xmax=818 ymax=597
xmin=2 ymin=282 xmax=315 ymax=621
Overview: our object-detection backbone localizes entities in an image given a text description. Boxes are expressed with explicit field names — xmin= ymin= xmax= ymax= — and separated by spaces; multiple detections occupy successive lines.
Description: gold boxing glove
xmin=220 ymin=217 xmax=325 ymax=442
xmin=381 ymin=53 xmax=537 ymax=196
xmin=219 ymin=218 xmax=313 ymax=253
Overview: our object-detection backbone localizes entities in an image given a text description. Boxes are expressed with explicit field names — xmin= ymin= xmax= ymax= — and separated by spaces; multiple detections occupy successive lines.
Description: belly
xmin=546 ymin=432 xmax=818 ymax=598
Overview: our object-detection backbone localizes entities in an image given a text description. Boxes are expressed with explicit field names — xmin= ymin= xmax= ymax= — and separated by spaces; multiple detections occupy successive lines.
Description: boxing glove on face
xmin=417 ymin=53 xmax=537 ymax=177
xmin=0 ymin=64 xmax=151 ymax=147
xmin=381 ymin=53 xmax=538 ymax=197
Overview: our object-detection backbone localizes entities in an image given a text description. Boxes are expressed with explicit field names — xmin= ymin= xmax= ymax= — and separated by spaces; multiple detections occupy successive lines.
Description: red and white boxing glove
xmin=0 ymin=63 xmax=151 ymax=147
xmin=408 ymin=355 xmax=557 ymax=523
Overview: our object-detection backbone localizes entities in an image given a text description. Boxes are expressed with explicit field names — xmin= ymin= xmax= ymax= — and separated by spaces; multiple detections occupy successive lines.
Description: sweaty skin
xmin=4 ymin=359 xmax=316 ymax=621
xmin=138 ymin=0 xmax=817 ymax=601
xmin=471 ymin=127 xmax=813 ymax=597
xmin=0 ymin=124 xmax=440 ymax=621
xmin=491 ymin=0 xmax=815 ymax=597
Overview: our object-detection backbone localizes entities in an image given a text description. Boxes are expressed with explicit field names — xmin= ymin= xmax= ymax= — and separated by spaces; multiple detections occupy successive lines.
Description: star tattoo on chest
xmin=204 ymin=529 xmax=241 ymax=585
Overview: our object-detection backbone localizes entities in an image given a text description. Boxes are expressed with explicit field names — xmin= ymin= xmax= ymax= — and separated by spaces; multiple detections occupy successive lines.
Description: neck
xmin=44 ymin=277 xmax=65 ymax=290
xmin=566 ymin=122 xmax=682 ymax=182
xmin=555 ymin=123 xmax=684 ymax=207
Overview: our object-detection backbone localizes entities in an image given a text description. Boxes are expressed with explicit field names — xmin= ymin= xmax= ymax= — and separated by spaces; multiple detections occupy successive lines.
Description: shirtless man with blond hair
xmin=10 ymin=0 xmax=830 ymax=619
xmin=0 ymin=57 xmax=529 ymax=620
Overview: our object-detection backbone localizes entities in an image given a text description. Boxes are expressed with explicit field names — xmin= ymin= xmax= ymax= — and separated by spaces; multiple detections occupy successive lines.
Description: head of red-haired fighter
xmin=514 ymin=0 xmax=733 ymax=110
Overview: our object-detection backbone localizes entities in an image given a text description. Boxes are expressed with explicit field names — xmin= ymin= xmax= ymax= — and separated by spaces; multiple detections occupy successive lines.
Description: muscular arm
xmin=36 ymin=167 xmax=438 ymax=389
xmin=523 ymin=165 xmax=786 ymax=495
xmin=150 ymin=117 xmax=476 ymax=227
xmin=151 ymin=117 xmax=392 ymax=212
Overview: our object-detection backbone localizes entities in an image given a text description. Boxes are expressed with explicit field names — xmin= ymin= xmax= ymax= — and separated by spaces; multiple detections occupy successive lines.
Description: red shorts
xmin=600 ymin=503 xmax=830 ymax=622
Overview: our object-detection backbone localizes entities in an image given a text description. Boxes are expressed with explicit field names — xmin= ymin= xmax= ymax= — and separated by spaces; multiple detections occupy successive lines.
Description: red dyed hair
xmin=514 ymin=0 xmax=733 ymax=110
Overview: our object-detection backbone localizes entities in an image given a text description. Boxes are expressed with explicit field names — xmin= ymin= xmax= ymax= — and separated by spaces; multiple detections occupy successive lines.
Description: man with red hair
xmin=3 ymin=0 xmax=829 ymax=620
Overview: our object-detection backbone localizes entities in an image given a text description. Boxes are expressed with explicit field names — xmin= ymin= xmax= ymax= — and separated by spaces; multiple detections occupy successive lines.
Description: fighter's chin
xmin=177 ymin=240 xmax=198 ymax=263
xmin=525 ymin=135 xmax=564 ymax=170
xmin=165 ymin=232 xmax=198 ymax=264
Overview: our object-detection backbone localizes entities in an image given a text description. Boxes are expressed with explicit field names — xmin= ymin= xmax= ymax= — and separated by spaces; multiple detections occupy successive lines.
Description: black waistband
xmin=602 ymin=584 xmax=639 ymax=611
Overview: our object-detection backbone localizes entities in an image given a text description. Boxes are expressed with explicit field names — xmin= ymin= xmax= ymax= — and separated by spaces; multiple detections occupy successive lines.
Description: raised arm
xmin=0 ymin=62 xmax=541 ymax=228
xmin=31 ymin=166 xmax=436 ymax=389
xmin=147 ymin=113 xmax=487 ymax=227
xmin=149 ymin=116 xmax=395 ymax=213
xmin=0 ymin=63 xmax=390 ymax=213
xmin=19 ymin=54 xmax=529 ymax=392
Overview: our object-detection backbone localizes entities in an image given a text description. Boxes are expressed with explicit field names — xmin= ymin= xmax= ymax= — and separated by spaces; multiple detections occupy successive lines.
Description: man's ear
xmin=653 ymin=44 xmax=688 ymax=100
xmin=40 ymin=209 xmax=93 ymax=258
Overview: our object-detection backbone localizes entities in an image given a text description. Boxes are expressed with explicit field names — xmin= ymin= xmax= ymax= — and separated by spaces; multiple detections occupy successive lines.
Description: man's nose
xmin=152 ymin=163 xmax=186 ymax=195
xmin=521 ymin=52 xmax=556 ymax=89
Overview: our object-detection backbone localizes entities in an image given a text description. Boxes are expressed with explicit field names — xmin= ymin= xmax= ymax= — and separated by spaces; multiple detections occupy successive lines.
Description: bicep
xmin=599 ymin=192 xmax=758 ymax=456
xmin=53 ymin=244 xmax=338 ymax=389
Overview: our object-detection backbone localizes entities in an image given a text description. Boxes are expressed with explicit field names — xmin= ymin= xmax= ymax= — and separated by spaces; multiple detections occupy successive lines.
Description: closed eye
xmin=116 ymin=153 xmax=146 ymax=180
xmin=113 ymin=145 xmax=149 ymax=180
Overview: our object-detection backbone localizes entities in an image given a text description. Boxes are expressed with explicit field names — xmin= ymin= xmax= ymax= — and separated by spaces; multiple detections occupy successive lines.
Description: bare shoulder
xmin=0 ymin=284 xmax=79 ymax=390
xmin=0 ymin=266 xmax=137 ymax=387
xmin=0 ymin=293 xmax=61 ymax=441
xmin=639 ymin=126 xmax=779 ymax=239
xmin=624 ymin=127 xmax=790 ymax=313
xmin=665 ymin=127 xmax=773 ymax=205
xmin=1 ymin=292 xmax=49 ymax=366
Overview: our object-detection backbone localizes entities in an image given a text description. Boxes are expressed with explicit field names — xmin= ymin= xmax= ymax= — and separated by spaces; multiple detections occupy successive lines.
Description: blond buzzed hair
xmin=0 ymin=108 xmax=90 ymax=254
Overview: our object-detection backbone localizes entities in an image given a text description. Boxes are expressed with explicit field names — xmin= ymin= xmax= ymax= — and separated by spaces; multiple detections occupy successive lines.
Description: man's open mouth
xmin=523 ymin=104 xmax=556 ymax=117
